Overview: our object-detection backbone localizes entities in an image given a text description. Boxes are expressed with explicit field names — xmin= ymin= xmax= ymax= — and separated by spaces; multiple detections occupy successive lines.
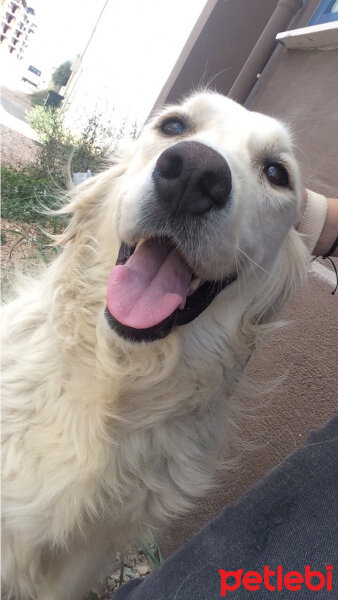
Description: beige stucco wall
xmin=152 ymin=0 xmax=279 ymax=112
xmin=247 ymin=47 xmax=338 ymax=197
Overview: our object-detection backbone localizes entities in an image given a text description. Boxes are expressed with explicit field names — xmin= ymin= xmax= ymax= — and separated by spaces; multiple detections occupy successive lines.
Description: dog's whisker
xmin=238 ymin=247 xmax=279 ymax=281
xmin=204 ymin=67 xmax=232 ymax=90
xmin=233 ymin=252 xmax=243 ymax=304
xmin=241 ymin=248 xmax=261 ymax=287
xmin=197 ymin=58 xmax=210 ymax=91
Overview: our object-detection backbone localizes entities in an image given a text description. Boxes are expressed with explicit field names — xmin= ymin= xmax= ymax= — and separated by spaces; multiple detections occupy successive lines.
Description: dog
xmin=1 ymin=91 xmax=308 ymax=599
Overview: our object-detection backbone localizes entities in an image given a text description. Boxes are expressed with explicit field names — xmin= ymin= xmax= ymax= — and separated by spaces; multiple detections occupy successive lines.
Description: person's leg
xmin=114 ymin=413 xmax=338 ymax=599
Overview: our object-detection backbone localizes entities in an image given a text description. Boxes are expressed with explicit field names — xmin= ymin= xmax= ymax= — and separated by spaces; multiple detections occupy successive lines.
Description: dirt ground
xmin=1 ymin=86 xmax=38 ymax=168
xmin=88 ymin=547 xmax=152 ymax=599
xmin=1 ymin=124 xmax=39 ymax=168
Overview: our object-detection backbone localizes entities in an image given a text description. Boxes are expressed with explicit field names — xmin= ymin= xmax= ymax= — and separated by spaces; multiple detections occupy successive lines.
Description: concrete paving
xmin=0 ymin=88 xmax=37 ymax=140
xmin=1 ymin=94 xmax=27 ymax=122
xmin=1 ymin=55 xmax=38 ymax=140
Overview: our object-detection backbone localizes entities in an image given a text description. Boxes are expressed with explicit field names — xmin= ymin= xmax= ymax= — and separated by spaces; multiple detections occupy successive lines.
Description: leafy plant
xmin=70 ymin=113 xmax=114 ymax=175
xmin=52 ymin=60 xmax=72 ymax=88
xmin=27 ymin=105 xmax=65 ymax=143
xmin=27 ymin=106 xmax=73 ymax=184
xmin=27 ymin=106 xmax=116 ymax=185
xmin=29 ymin=88 xmax=49 ymax=107
xmin=1 ymin=167 xmax=67 ymax=291
xmin=138 ymin=536 xmax=164 ymax=569
xmin=0 ymin=165 xmax=69 ymax=254
xmin=2 ymin=107 xmax=138 ymax=295
xmin=1 ymin=167 xmax=59 ymax=223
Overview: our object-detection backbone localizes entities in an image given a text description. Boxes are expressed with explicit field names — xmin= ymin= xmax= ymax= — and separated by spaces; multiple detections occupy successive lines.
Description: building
xmin=0 ymin=0 xmax=37 ymax=60
xmin=60 ymin=0 xmax=206 ymax=139
xmin=149 ymin=0 xmax=338 ymax=557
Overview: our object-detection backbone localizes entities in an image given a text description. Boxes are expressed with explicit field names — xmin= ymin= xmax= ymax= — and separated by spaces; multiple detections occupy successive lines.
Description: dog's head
xmin=99 ymin=92 xmax=306 ymax=343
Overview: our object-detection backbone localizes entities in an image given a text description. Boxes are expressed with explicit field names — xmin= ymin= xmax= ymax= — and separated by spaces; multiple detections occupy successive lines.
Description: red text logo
xmin=219 ymin=564 xmax=333 ymax=596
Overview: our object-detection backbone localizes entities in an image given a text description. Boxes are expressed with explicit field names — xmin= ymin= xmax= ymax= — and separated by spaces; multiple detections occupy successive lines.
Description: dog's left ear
xmin=56 ymin=161 xmax=127 ymax=246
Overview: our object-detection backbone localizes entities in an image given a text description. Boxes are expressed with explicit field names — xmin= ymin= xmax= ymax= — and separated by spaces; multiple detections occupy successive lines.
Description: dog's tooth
xmin=135 ymin=238 xmax=146 ymax=250
xmin=188 ymin=277 xmax=201 ymax=295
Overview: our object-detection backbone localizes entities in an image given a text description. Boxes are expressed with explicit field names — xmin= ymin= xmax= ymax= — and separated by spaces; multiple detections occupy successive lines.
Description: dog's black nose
xmin=153 ymin=141 xmax=232 ymax=216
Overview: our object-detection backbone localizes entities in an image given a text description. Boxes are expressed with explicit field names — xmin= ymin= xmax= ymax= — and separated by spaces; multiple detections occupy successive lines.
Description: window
xmin=309 ymin=0 xmax=338 ymax=25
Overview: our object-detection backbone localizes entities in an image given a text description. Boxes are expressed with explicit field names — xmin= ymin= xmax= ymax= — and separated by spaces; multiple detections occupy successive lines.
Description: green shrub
xmin=1 ymin=166 xmax=64 ymax=229
xmin=70 ymin=113 xmax=113 ymax=175
xmin=1 ymin=166 xmax=68 ymax=279
xmin=52 ymin=60 xmax=72 ymax=88
xmin=1 ymin=110 xmax=138 ymax=283
xmin=29 ymin=88 xmax=49 ymax=107
xmin=27 ymin=106 xmax=113 ymax=185
xmin=27 ymin=105 xmax=65 ymax=143
xmin=27 ymin=106 xmax=73 ymax=184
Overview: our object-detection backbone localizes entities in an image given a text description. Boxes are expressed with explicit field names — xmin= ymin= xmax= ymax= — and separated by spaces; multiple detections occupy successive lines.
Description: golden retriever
xmin=1 ymin=91 xmax=308 ymax=599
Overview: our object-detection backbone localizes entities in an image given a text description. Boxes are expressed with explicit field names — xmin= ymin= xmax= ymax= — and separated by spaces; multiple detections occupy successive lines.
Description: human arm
xmin=295 ymin=190 xmax=338 ymax=258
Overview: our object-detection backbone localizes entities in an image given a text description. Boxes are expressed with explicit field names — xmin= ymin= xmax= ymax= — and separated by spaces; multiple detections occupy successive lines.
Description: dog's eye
xmin=161 ymin=118 xmax=185 ymax=136
xmin=264 ymin=163 xmax=289 ymax=187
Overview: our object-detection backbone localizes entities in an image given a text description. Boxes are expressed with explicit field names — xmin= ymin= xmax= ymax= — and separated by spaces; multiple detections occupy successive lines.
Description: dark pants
xmin=114 ymin=413 xmax=338 ymax=599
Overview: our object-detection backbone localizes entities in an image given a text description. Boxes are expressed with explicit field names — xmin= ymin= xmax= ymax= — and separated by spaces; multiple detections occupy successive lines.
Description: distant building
xmin=60 ymin=0 xmax=206 ymax=140
xmin=0 ymin=0 xmax=37 ymax=60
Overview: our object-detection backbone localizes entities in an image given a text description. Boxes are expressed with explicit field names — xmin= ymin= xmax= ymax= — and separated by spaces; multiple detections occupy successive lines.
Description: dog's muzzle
xmin=105 ymin=141 xmax=237 ymax=343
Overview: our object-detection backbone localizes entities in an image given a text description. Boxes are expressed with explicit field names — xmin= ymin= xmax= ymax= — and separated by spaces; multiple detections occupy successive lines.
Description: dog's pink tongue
xmin=107 ymin=239 xmax=193 ymax=329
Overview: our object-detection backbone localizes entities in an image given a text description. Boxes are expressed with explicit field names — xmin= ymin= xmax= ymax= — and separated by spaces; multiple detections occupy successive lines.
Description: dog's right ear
xmin=55 ymin=161 xmax=127 ymax=246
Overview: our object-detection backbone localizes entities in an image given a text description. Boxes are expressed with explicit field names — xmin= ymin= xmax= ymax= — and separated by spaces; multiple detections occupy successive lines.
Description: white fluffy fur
xmin=1 ymin=92 xmax=308 ymax=599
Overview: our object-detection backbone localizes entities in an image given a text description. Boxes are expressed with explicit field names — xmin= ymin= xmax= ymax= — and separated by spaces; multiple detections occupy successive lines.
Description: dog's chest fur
xmin=71 ymin=327 xmax=241 ymax=537
xmin=2 ymin=293 xmax=241 ymax=552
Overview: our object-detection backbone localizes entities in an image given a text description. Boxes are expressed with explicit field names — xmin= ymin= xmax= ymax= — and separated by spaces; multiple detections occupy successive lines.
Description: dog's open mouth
xmin=105 ymin=237 xmax=237 ymax=342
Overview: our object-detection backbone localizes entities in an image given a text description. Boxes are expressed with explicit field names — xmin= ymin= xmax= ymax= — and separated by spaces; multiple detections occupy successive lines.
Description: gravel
xmin=88 ymin=547 xmax=151 ymax=599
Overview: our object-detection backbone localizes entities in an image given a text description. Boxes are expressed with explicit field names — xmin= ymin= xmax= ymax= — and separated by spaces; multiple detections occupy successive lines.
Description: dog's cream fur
xmin=2 ymin=92 xmax=308 ymax=599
